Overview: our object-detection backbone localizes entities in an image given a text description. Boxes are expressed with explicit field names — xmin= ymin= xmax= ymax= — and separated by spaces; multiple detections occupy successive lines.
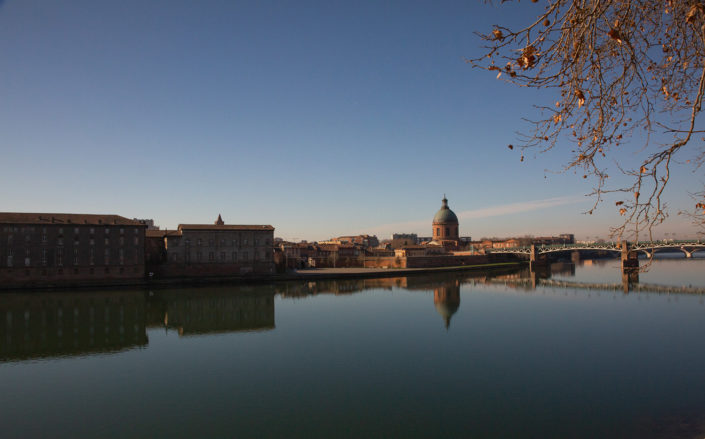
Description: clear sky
xmin=0 ymin=0 xmax=701 ymax=241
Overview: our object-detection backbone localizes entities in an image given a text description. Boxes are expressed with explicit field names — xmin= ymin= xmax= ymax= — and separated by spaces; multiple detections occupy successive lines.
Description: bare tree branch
xmin=469 ymin=0 xmax=705 ymax=240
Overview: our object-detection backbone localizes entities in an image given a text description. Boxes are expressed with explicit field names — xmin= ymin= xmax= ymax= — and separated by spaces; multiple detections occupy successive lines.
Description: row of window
xmin=6 ymin=236 xmax=139 ymax=246
xmin=6 ymin=248 xmax=132 ymax=267
xmin=2 ymin=266 xmax=137 ymax=276
xmin=173 ymin=237 xmax=271 ymax=247
xmin=171 ymin=250 xmax=271 ymax=263
xmin=434 ymin=227 xmax=458 ymax=236
xmin=3 ymin=227 xmax=138 ymax=236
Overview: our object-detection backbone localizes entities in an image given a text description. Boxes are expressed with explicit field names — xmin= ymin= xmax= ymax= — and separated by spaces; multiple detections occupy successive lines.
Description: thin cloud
xmin=457 ymin=195 xmax=584 ymax=220
xmin=362 ymin=195 xmax=584 ymax=236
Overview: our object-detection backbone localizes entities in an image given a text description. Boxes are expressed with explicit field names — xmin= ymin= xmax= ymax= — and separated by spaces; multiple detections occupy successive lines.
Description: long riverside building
xmin=0 ymin=212 xmax=146 ymax=288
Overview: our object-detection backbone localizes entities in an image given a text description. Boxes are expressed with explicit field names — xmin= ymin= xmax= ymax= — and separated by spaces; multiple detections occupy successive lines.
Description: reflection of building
xmin=433 ymin=281 xmax=460 ymax=329
xmin=0 ymin=290 xmax=147 ymax=361
xmin=432 ymin=196 xmax=460 ymax=249
xmin=154 ymin=289 xmax=275 ymax=336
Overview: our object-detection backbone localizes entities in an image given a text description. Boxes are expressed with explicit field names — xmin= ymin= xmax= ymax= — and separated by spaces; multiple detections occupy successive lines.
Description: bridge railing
xmin=486 ymin=240 xmax=703 ymax=254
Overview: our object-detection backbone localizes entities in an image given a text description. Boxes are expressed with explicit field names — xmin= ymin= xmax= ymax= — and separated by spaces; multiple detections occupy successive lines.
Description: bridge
xmin=486 ymin=240 xmax=705 ymax=259
xmin=486 ymin=240 xmax=704 ymax=284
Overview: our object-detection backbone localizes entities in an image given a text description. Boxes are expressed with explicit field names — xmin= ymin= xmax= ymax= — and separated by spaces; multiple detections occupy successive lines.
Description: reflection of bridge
xmin=487 ymin=240 xmax=705 ymax=259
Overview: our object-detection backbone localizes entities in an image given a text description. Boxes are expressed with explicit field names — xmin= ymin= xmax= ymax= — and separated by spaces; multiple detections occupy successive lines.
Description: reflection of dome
xmin=434 ymin=282 xmax=461 ymax=329
xmin=433 ymin=197 xmax=458 ymax=224
xmin=434 ymin=301 xmax=459 ymax=329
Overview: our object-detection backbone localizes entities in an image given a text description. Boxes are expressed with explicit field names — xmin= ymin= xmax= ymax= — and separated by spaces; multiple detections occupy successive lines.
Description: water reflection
xmin=0 ymin=291 xmax=147 ymax=361
xmin=2 ymin=259 xmax=703 ymax=361
xmin=151 ymin=289 xmax=275 ymax=336
xmin=2 ymin=260 xmax=705 ymax=438
xmin=434 ymin=281 xmax=460 ymax=329
xmin=0 ymin=288 xmax=276 ymax=361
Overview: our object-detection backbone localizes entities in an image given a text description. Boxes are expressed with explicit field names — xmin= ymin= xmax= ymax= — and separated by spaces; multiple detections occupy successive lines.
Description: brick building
xmin=152 ymin=215 xmax=275 ymax=277
xmin=432 ymin=196 xmax=461 ymax=249
xmin=0 ymin=212 xmax=146 ymax=288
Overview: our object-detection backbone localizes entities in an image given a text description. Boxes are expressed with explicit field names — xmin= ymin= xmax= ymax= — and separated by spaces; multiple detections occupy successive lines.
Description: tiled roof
xmin=0 ymin=212 xmax=144 ymax=226
xmin=178 ymin=224 xmax=275 ymax=231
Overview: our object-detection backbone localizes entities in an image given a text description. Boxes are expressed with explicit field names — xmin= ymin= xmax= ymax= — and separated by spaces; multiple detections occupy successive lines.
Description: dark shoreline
xmin=0 ymin=261 xmax=527 ymax=293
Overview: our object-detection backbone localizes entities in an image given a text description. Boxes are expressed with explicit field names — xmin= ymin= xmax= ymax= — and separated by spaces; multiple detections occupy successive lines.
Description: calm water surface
xmin=1 ymin=258 xmax=705 ymax=438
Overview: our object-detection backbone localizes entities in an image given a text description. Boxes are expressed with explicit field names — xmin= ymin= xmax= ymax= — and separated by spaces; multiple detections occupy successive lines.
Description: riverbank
xmin=0 ymin=261 xmax=527 ymax=292
xmin=279 ymin=262 xmax=525 ymax=281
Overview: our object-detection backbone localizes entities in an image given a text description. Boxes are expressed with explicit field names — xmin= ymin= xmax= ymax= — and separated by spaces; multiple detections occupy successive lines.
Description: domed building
xmin=432 ymin=195 xmax=460 ymax=248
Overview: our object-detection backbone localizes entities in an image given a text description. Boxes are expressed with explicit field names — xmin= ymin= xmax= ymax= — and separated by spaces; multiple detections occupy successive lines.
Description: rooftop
xmin=178 ymin=224 xmax=274 ymax=231
xmin=0 ymin=212 xmax=144 ymax=226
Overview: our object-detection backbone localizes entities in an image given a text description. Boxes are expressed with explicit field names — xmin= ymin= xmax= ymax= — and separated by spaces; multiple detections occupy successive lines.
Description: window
xmin=197 ymin=239 xmax=202 ymax=247
xmin=25 ymin=235 xmax=30 ymax=243
xmin=119 ymin=249 xmax=124 ymax=265
xmin=25 ymin=248 xmax=30 ymax=266
xmin=89 ymin=248 xmax=95 ymax=266
xmin=73 ymin=248 xmax=78 ymax=265
xmin=57 ymin=248 xmax=63 ymax=266
xmin=89 ymin=228 xmax=95 ymax=235
xmin=243 ymin=251 xmax=248 ymax=260
xmin=7 ymin=235 xmax=12 ymax=245
xmin=74 ymin=227 xmax=79 ymax=235
xmin=197 ymin=252 xmax=202 ymax=262
xmin=243 ymin=238 xmax=248 ymax=245
xmin=105 ymin=228 xmax=110 ymax=235
xmin=120 ymin=228 xmax=124 ymax=235
xmin=208 ymin=252 xmax=214 ymax=262
xmin=134 ymin=229 xmax=138 ymax=235
xmin=185 ymin=239 xmax=191 ymax=246
xmin=133 ymin=237 xmax=139 ymax=245
xmin=42 ymin=233 xmax=47 ymax=243
xmin=185 ymin=252 xmax=191 ymax=263
xmin=172 ymin=253 xmax=178 ymax=262
xmin=7 ymin=255 xmax=13 ymax=267
xmin=435 ymin=228 xmax=440 ymax=236
xmin=58 ymin=228 xmax=63 ymax=235
xmin=57 ymin=237 xmax=63 ymax=246
xmin=89 ymin=238 xmax=95 ymax=246
xmin=42 ymin=248 xmax=47 ymax=266
xmin=255 ymin=239 xmax=260 ymax=246
xmin=119 ymin=236 xmax=125 ymax=246
xmin=104 ymin=249 xmax=110 ymax=265
xmin=220 ymin=239 xmax=225 ymax=246
xmin=445 ymin=227 xmax=450 ymax=236
xmin=220 ymin=251 xmax=226 ymax=262
xmin=232 ymin=239 xmax=237 ymax=246
xmin=105 ymin=238 xmax=109 ymax=245
xmin=208 ymin=239 xmax=214 ymax=247
xmin=232 ymin=252 xmax=237 ymax=261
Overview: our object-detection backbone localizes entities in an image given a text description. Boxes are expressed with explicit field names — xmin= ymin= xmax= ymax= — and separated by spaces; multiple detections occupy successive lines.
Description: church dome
xmin=433 ymin=197 xmax=458 ymax=224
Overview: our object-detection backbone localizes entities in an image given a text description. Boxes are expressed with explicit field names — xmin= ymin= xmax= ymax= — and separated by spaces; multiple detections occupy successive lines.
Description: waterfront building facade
xmin=391 ymin=233 xmax=418 ymax=249
xmin=0 ymin=213 xmax=146 ymax=288
xmin=157 ymin=215 xmax=275 ymax=276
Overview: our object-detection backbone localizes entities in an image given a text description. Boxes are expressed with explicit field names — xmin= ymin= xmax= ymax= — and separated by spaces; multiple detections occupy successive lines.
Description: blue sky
xmin=0 ymin=0 xmax=701 ymax=241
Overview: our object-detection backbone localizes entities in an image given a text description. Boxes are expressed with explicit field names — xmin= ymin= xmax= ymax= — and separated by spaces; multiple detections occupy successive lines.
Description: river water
xmin=1 ymin=255 xmax=704 ymax=438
